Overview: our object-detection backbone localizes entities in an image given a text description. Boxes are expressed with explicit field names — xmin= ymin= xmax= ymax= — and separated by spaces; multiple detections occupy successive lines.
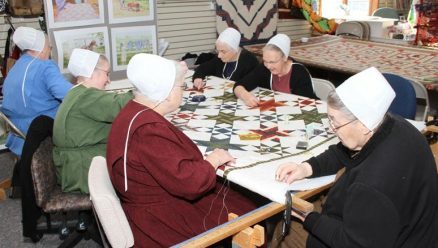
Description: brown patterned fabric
xmin=31 ymin=137 xmax=91 ymax=213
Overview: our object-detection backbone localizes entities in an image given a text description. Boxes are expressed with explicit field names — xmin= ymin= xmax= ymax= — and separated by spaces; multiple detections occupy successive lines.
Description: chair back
xmin=89 ymin=156 xmax=134 ymax=248
xmin=312 ymin=78 xmax=336 ymax=101
xmin=372 ymin=7 xmax=399 ymax=19
xmin=31 ymin=137 xmax=57 ymax=207
xmin=0 ymin=110 xmax=26 ymax=139
xmin=383 ymin=73 xmax=417 ymax=120
xmin=335 ymin=21 xmax=364 ymax=40
xmin=357 ymin=21 xmax=370 ymax=40
xmin=410 ymin=79 xmax=429 ymax=121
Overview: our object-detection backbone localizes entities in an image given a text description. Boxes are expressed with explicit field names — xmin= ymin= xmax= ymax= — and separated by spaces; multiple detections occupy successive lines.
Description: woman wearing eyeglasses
xmin=192 ymin=27 xmax=258 ymax=90
xmin=274 ymin=67 xmax=438 ymax=248
xmin=53 ymin=49 xmax=133 ymax=194
xmin=234 ymin=34 xmax=317 ymax=107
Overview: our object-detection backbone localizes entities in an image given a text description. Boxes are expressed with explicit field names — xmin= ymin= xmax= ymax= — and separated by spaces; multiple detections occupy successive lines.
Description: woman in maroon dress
xmin=106 ymin=54 xmax=256 ymax=247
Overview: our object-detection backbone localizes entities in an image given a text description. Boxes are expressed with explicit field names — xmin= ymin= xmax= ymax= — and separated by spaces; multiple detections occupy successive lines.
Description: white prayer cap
xmin=13 ymin=27 xmax=46 ymax=52
xmin=68 ymin=48 xmax=100 ymax=78
xmin=336 ymin=67 xmax=395 ymax=130
xmin=266 ymin=34 xmax=290 ymax=57
xmin=127 ymin=54 xmax=176 ymax=102
xmin=217 ymin=27 xmax=241 ymax=52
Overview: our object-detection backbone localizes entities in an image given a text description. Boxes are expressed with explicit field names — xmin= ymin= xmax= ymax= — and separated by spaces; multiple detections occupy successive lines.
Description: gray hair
xmin=327 ymin=90 xmax=357 ymax=121
xmin=96 ymin=55 xmax=109 ymax=68
xmin=263 ymin=44 xmax=287 ymax=59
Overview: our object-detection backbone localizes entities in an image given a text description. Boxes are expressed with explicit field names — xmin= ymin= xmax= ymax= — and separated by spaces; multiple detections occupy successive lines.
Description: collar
xmin=339 ymin=114 xmax=394 ymax=168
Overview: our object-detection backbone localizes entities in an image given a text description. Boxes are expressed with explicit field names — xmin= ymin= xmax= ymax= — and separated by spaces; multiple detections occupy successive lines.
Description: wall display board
xmin=44 ymin=0 xmax=158 ymax=81
xmin=108 ymin=0 xmax=154 ymax=24
xmin=110 ymin=25 xmax=157 ymax=71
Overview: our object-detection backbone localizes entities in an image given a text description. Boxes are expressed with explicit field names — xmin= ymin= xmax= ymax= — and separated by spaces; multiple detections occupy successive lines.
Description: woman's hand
xmin=275 ymin=162 xmax=313 ymax=184
xmin=205 ymin=148 xmax=236 ymax=170
xmin=234 ymin=86 xmax=259 ymax=107
xmin=291 ymin=210 xmax=308 ymax=222
xmin=193 ymin=78 xmax=205 ymax=90
xmin=241 ymin=92 xmax=259 ymax=107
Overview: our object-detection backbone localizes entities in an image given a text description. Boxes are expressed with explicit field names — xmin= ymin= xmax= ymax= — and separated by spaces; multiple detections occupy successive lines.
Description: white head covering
xmin=13 ymin=27 xmax=46 ymax=52
xmin=68 ymin=48 xmax=100 ymax=78
xmin=217 ymin=27 xmax=241 ymax=52
xmin=336 ymin=67 xmax=395 ymax=130
xmin=127 ymin=54 xmax=176 ymax=102
xmin=266 ymin=34 xmax=290 ymax=57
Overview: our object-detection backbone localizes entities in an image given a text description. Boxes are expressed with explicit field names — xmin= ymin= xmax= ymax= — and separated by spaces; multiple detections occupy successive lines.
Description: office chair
xmin=312 ymin=78 xmax=336 ymax=101
xmin=383 ymin=73 xmax=417 ymax=120
xmin=31 ymin=137 xmax=100 ymax=246
xmin=88 ymin=156 xmax=134 ymax=248
xmin=335 ymin=21 xmax=364 ymax=40
xmin=0 ymin=110 xmax=24 ymax=200
xmin=372 ymin=7 xmax=399 ymax=19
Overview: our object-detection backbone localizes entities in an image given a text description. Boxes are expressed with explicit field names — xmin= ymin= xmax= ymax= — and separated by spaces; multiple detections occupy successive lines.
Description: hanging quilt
xmin=216 ymin=0 xmax=278 ymax=44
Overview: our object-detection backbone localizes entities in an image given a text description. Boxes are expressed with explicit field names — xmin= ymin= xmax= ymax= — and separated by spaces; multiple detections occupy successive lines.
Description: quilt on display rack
xmin=216 ymin=0 xmax=278 ymax=44
xmin=165 ymin=74 xmax=339 ymax=203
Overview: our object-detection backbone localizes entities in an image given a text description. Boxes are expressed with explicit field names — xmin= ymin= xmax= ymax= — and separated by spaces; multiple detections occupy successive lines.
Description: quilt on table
xmin=166 ymin=75 xmax=336 ymax=176
xmin=246 ymin=35 xmax=438 ymax=85
xmin=216 ymin=0 xmax=278 ymax=44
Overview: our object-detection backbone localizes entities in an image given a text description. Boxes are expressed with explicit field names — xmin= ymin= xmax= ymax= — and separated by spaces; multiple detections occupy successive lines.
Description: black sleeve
xmin=303 ymin=183 xmax=400 ymax=247
xmin=192 ymin=56 xmax=223 ymax=81
xmin=229 ymin=49 xmax=260 ymax=82
xmin=306 ymin=143 xmax=345 ymax=178
xmin=290 ymin=63 xmax=318 ymax=99
xmin=233 ymin=63 xmax=271 ymax=92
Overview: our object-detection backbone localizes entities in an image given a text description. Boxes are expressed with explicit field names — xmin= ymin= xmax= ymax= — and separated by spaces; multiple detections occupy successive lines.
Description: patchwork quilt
xmin=165 ymin=73 xmax=339 ymax=203
xmin=246 ymin=35 xmax=438 ymax=85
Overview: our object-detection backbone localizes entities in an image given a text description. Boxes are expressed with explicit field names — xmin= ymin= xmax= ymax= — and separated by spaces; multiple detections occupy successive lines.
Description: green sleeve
xmin=79 ymin=89 xmax=134 ymax=122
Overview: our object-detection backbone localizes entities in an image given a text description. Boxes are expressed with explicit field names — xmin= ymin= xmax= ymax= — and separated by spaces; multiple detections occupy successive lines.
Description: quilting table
xmin=245 ymin=35 xmax=438 ymax=86
xmin=165 ymin=72 xmax=339 ymax=204
xmin=109 ymin=73 xmax=339 ymax=247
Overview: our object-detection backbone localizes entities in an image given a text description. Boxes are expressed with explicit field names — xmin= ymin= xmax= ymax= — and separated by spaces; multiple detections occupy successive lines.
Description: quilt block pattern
xmin=166 ymin=75 xmax=337 ymax=176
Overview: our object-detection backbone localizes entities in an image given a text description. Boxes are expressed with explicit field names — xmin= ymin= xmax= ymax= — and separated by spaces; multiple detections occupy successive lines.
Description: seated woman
xmin=53 ymin=48 xmax=133 ymax=194
xmin=192 ymin=27 xmax=259 ymax=89
xmin=2 ymin=27 xmax=72 ymax=157
xmin=234 ymin=34 xmax=317 ymax=107
xmin=275 ymin=67 xmax=438 ymax=247
xmin=107 ymin=54 xmax=256 ymax=247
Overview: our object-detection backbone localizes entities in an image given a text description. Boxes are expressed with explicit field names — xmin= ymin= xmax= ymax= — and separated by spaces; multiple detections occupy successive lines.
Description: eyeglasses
xmin=263 ymin=58 xmax=282 ymax=65
xmin=328 ymin=117 xmax=356 ymax=133
xmin=95 ymin=67 xmax=111 ymax=77
xmin=215 ymin=49 xmax=231 ymax=55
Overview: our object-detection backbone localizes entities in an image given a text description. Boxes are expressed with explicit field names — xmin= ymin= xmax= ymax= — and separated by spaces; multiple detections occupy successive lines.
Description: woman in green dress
xmin=53 ymin=48 xmax=133 ymax=194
